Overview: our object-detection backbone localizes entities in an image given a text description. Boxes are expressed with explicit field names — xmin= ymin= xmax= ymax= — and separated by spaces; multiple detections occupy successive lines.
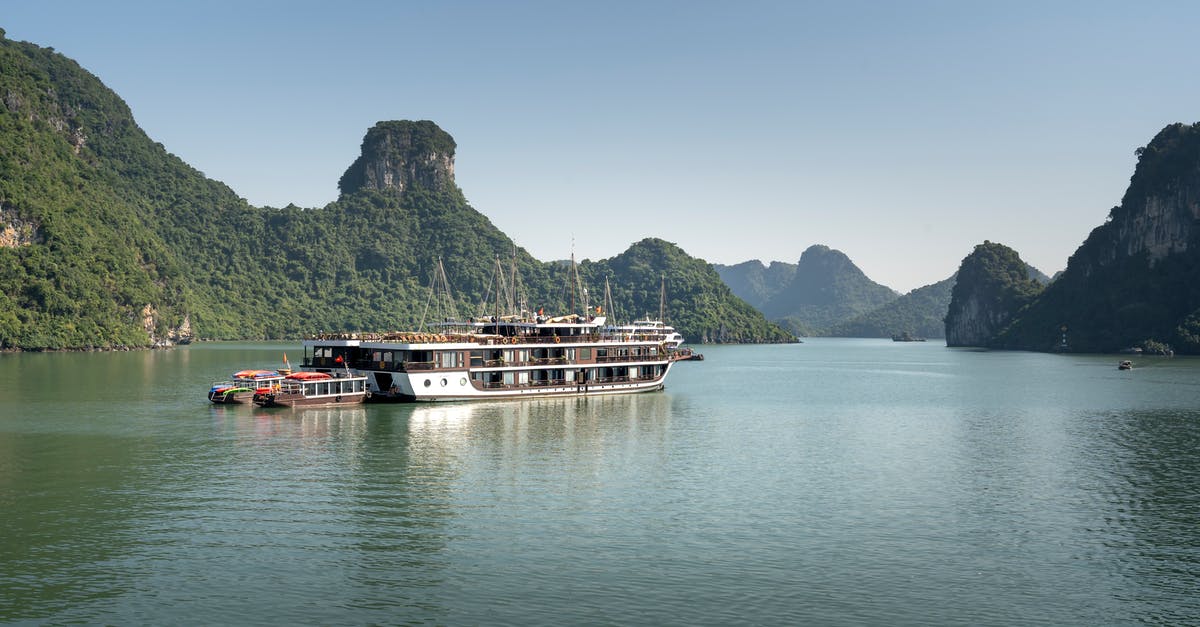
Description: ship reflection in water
xmin=403 ymin=393 xmax=675 ymax=464
xmin=211 ymin=404 xmax=369 ymax=443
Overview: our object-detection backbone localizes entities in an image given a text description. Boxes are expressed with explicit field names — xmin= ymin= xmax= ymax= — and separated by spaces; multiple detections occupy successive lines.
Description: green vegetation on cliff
xmin=830 ymin=276 xmax=955 ymax=339
xmin=993 ymin=122 xmax=1200 ymax=353
xmin=585 ymin=239 xmax=795 ymax=343
xmin=945 ymin=242 xmax=1044 ymax=348
xmin=737 ymin=245 xmax=897 ymax=336
xmin=0 ymin=35 xmax=788 ymax=349
xmin=713 ymin=260 xmax=797 ymax=311
xmin=0 ymin=34 xmax=192 ymax=348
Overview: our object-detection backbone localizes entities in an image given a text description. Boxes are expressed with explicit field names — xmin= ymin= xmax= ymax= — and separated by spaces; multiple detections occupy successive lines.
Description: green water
xmin=2 ymin=340 xmax=1198 ymax=625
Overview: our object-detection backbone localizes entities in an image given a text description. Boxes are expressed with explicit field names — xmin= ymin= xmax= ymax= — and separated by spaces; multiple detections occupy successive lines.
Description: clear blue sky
xmin=6 ymin=1 xmax=1200 ymax=292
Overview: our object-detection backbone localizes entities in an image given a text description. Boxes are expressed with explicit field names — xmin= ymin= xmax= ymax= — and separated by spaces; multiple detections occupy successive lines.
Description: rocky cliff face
xmin=992 ymin=122 xmax=1200 ymax=353
xmin=338 ymin=120 xmax=456 ymax=196
xmin=1120 ymin=125 xmax=1200 ymax=259
xmin=944 ymin=242 xmax=1044 ymax=347
xmin=1080 ymin=123 xmax=1200 ymax=272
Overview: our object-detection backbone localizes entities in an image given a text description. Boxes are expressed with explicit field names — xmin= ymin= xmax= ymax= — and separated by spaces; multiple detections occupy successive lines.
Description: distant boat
xmin=1118 ymin=360 xmax=1133 ymax=370
xmin=891 ymin=332 xmax=926 ymax=342
xmin=252 ymin=370 xmax=369 ymax=407
xmin=605 ymin=318 xmax=685 ymax=348
xmin=601 ymin=275 xmax=686 ymax=348
xmin=208 ymin=369 xmax=286 ymax=404
xmin=670 ymin=347 xmax=704 ymax=361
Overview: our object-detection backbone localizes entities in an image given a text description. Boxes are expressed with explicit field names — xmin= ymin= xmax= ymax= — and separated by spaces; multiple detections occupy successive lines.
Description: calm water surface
xmin=2 ymin=340 xmax=1199 ymax=625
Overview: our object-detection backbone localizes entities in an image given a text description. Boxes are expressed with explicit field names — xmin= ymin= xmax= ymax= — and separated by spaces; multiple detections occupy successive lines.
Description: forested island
xmin=0 ymin=32 xmax=792 ymax=350
xmin=945 ymin=123 xmax=1200 ymax=354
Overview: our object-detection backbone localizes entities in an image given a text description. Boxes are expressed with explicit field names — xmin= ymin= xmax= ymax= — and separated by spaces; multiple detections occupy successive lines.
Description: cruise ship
xmin=603 ymin=318 xmax=685 ymax=348
xmin=302 ymin=313 xmax=675 ymax=402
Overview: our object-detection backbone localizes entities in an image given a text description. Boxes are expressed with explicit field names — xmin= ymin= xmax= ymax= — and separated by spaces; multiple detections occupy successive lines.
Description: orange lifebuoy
xmin=554 ymin=336 xmax=560 ymax=344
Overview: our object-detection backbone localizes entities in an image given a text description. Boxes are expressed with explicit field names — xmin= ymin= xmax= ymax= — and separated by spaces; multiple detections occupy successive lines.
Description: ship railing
xmin=480 ymin=334 xmax=604 ymax=345
xmin=596 ymin=354 xmax=662 ymax=364
xmin=275 ymin=381 xmax=304 ymax=394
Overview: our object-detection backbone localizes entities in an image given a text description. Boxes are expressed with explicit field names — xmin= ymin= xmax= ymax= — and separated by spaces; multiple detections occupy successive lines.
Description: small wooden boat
xmin=1118 ymin=360 xmax=1133 ymax=370
xmin=208 ymin=369 xmax=286 ymax=404
xmin=252 ymin=371 xmax=370 ymax=407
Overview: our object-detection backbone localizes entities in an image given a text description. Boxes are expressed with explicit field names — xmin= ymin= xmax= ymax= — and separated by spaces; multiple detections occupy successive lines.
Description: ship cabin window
xmin=309 ymin=345 xmax=353 ymax=367
xmin=580 ymin=348 xmax=592 ymax=360
xmin=435 ymin=351 xmax=464 ymax=369
xmin=392 ymin=350 xmax=430 ymax=370
xmin=366 ymin=350 xmax=394 ymax=365
xmin=469 ymin=350 xmax=484 ymax=367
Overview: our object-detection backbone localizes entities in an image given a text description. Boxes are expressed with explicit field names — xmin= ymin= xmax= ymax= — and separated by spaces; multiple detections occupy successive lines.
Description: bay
xmin=2 ymin=339 xmax=1199 ymax=625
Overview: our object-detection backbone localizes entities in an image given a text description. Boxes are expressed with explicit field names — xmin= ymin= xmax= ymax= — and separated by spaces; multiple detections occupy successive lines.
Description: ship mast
xmin=659 ymin=274 xmax=666 ymax=323
xmin=603 ymin=275 xmax=618 ymax=323
xmin=419 ymin=257 xmax=460 ymax=328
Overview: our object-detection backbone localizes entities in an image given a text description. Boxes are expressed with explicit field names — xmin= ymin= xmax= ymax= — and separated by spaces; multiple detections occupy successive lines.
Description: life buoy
xmin=554 ymin=336 xmax=561 ymax=344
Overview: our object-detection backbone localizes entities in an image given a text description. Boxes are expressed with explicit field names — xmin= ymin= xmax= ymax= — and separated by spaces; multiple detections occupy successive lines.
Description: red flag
xmin=335 ymin=355 xmax=344 ymax=363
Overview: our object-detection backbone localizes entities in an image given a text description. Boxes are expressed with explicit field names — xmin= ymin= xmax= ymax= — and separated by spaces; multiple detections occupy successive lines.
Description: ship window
xmin=424 ymin=379 xmax=431 ymax=388
xmin=580 ymin=348 xmax=592 ymax=360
